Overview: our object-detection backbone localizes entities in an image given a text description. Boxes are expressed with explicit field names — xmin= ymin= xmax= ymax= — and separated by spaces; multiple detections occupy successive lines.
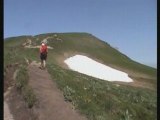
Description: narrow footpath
xmin=28 ymin=61 xmax=87 ymax=120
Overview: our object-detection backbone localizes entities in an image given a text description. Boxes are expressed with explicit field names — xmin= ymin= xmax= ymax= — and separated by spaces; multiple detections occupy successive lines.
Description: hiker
xmin=40 ymin=41 xmax=48 ymax=69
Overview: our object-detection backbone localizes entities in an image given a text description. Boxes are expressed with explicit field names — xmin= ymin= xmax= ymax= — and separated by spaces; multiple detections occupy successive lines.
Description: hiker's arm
xmin=39 ymin=47 xmax=42 ymax=53
xmin=47 ymin=47 xmax=48 ymax=53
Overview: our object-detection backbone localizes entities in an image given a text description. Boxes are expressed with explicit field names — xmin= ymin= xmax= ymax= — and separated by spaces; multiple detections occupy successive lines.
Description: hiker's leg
xmin=40 ymin=53 xmax=43 ymax=68
xmin=41 ymin=59 xmax=43 ymax=67
xmin=43 ymin=60 xmax=46 ymax=68
xmin=43 ymin=54 xmax=47 ymax=68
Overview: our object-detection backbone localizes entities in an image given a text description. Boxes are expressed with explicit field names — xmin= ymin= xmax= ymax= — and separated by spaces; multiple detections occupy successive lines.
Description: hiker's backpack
xmin=41 ymin=45 xmax=47 ymax=54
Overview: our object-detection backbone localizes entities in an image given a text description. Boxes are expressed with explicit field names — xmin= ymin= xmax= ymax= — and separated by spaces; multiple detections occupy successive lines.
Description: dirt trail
xmin=28 ymin=61 xmax=87 ymax=120
xmin=4 ymin=65 xmax=35 ymax=120
xmin=4 ymin=90 xmax=14 ymax=120
xmin=4 ymin=65 xmax=16 ymax=120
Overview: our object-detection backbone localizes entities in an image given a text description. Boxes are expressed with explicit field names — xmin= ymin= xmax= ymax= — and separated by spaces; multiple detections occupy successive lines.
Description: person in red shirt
xmin=39 ymin=42 xmax=48 ymax=69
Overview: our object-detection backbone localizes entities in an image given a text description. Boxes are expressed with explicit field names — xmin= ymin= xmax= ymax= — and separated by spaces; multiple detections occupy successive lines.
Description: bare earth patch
xmin=27 ymin=61 xmax=87 ymax=120
xmin=4 ymin=62 xmax=87 ymax=120
xmin=4 ymin=64 xmax=36 ymax=120
xmin=4 ymin=91 xmax=14 ymax=120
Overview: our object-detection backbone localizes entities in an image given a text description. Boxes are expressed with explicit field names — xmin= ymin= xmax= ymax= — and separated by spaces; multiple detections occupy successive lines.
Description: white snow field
xmin=64 ymin=55 xmax=133 ymax=82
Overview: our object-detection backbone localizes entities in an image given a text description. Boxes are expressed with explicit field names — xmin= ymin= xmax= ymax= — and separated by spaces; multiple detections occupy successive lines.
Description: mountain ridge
xmin=4 ymin=32 xmax=156 ymax=77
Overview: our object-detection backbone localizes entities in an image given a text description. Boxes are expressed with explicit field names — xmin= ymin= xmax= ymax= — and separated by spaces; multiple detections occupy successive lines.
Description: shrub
xmin=15 ymin=65 xmax=36 ymax=108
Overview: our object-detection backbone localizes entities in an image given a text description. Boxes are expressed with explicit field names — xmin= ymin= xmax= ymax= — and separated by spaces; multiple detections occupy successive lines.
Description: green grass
xmin=41 ymin=32 xmax=156 ymax=78
xmin=15 ymin=65 xmax=29 ymax=89
xmin=4 ymin=32 xmax=157 ymax=119
xmin=4 ymin=42 xmax=39 ymax=68
xmin=4 ymin=32 xmax=156 ymax=78
xmin=47 ymin=63 xmax=157 ymax=120
xmin=16 ymin=65 xmax=37 ymax=108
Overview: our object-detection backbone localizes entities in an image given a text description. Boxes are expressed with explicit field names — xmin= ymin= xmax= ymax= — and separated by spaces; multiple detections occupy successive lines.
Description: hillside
xmin=4 ymin=33 xmax=156 ymax=77
xmin=4 ymin=33 xmax=157 ymax=120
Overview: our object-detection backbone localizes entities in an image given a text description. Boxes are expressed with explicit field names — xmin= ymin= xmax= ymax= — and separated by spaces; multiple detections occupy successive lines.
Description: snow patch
xmin=64 ymin=55 xmax=133 ymax=82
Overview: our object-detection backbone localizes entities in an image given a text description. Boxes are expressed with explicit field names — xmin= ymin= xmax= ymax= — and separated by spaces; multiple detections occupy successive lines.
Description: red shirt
xmin=40 ymin=44 xmax=48 ymax=54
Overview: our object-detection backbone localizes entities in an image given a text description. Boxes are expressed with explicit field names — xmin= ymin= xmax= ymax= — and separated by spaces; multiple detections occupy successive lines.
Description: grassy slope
xmin=4 ymin=33 xmax=156 ymax=78
xmin=47 ymin=63 xmax=156 ymax=120
xmin=4 ymin=33 xmax=157 ymax=120
xmin=41 ymin=33 xmax=156 ymax=78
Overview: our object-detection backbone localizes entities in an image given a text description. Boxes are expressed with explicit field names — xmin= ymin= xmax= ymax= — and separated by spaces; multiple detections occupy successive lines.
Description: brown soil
xmin=4 ymin=64 xmax=36 ymax=120
xmin=4 ymin=87 xmax=37 ymax=120
xmin=4 ymin=92 xmax=14 ymax=120
xmin=4 ymin=62 xmax=87 ymax=120
xmin=4 ymin=64 xmax=17 ymax=92
xmin=27 ymin=61 xmax=87 ymax=120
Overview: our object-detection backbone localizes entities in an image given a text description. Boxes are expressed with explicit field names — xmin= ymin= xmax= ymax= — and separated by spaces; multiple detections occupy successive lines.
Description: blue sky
xmin=4 ymin=0 xmax=157 ymax=68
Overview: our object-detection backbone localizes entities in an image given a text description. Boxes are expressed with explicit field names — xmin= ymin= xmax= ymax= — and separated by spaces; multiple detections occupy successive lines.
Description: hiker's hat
xmin=41 ymin=39 xmax=47 ymax=44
